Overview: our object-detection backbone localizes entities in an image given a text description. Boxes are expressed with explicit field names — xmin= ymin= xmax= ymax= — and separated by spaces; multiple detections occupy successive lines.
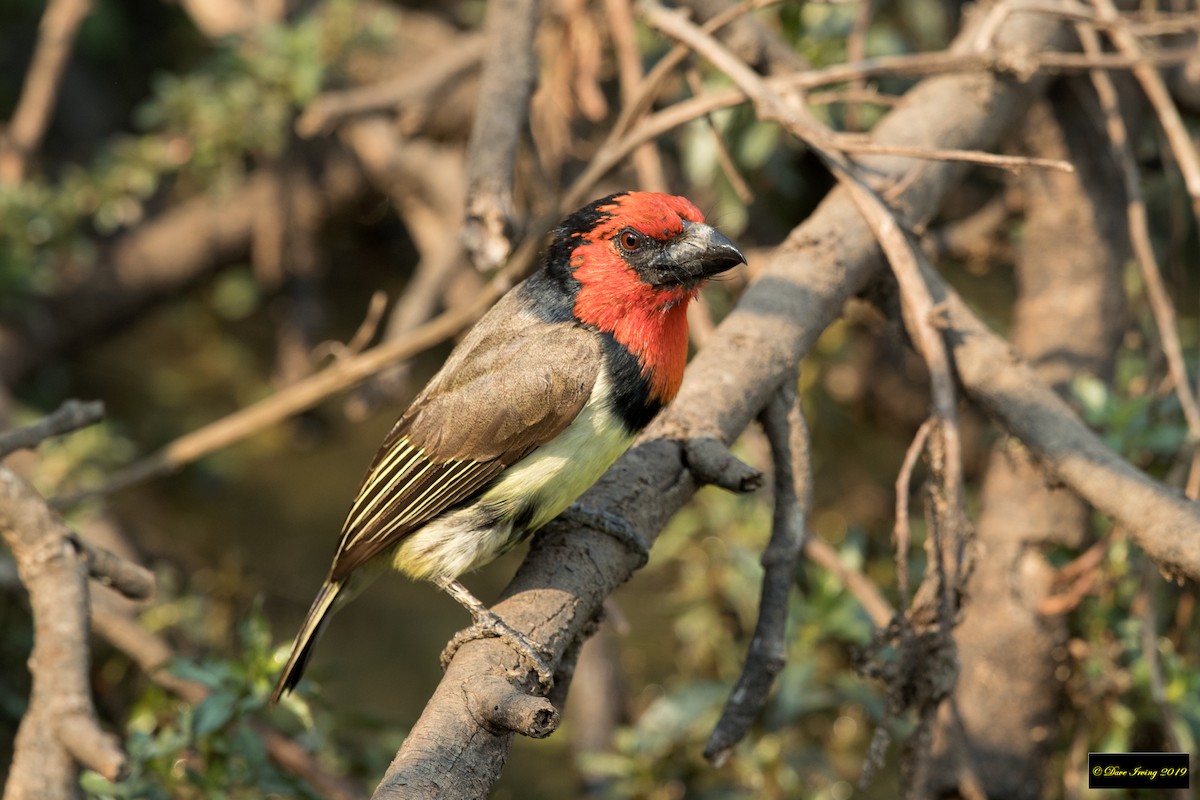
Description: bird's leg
xmin=561 ymin=504 xmax=651 ymax=568
xmin=435 ymin=577 xmax=555 ymax=689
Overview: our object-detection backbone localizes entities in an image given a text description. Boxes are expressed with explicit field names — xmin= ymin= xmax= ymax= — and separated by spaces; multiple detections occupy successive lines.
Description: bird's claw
xmin=440 ymin=612 xmax=556 ymax=690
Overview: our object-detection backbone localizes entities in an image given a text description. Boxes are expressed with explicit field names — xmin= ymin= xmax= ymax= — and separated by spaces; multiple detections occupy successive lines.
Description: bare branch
xmin=0 ymin=0 xmax=93 ymax=184
xmin=1076 ymin=22 xmax=1200 ymax=490
xmin=0 ymin=400 xmax=104 ymax=459
xmin=0 ymin=468 xmax=126 ymax=798
xmin=705 ymin=375 xmax=811 ymax=766
xmin=296 ymin=35 xmax=488 ymax=137
xmin=462 ymin=0 xmax=542 ymax=271
xmin=71 ymin=535 xmax=154 ymax=600
xmin=930 ymin=258 xmax=1200 ymax=581
xmin=894 ymin=417 xmax=935 ymax=611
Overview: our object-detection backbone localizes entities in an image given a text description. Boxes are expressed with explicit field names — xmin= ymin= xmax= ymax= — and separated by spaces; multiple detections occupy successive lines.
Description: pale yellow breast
xmin=478 ymin=369 xmax=634 ymax=531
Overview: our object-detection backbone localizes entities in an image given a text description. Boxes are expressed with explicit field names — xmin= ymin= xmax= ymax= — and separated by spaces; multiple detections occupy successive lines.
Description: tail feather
xmin=271 ymin=581 xmax=342 ymax=703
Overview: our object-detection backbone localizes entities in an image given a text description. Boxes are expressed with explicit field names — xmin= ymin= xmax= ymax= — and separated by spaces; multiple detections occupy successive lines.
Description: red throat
xmin=573 ymin=261 xmax=694 ymax=404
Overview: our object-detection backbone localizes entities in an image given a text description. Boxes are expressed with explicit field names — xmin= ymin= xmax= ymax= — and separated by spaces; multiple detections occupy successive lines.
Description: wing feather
xmin=329 ymin=291 xmax=601 ymax=580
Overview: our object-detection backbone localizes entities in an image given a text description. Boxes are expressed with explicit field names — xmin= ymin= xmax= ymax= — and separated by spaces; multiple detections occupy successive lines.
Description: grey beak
xmin=650 ymin=222 xmax=746 ymax=286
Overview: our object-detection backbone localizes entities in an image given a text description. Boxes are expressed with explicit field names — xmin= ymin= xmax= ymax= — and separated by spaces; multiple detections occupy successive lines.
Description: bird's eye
xmin=619 ymin=229 xmax=644 ymax=251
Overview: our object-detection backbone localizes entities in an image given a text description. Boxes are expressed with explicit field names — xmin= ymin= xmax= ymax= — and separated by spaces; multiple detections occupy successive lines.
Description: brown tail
xmin=271 ymin=581 xmax=342 ymax=703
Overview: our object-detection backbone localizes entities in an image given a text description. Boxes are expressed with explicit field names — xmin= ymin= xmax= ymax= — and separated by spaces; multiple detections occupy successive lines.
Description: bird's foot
xmin=561 ymin=504 xmax=651 ymax=568
xmin=439 ymin=613 xmax=555 ymax=689
xmin=435 ymin=577 xmax=555 ymax=689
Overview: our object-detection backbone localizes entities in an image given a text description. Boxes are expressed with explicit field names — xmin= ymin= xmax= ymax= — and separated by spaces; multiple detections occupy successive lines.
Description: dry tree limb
xmin=1089 ymin=0 xmax=1200 ymax=226
xmin=0 ymin=399 xmax=104 ymax=459
xmin=684 ymin=436 xmax=764 ymax=492
xmin=374 ymin=8 xmax=1081 ymax=795
xmin=462 ymin=0 xmax=542 ymax=272
xmin=704 ymin=375 xmax=811 ymax=766
xmin=0 ymin=468 xmax=127 ymax=799
xmin=1076 ymin=22 xmax=1200 ymax=495
xmin=296 ymin=34 xmax=488 ymax=137
xmin=927 ymin=85 xmax=1128 ymax=798
xmin=930 ymin=258 xmax=1200 ymax=581
xmin=0 ymin=0 xmax=93 ymax=185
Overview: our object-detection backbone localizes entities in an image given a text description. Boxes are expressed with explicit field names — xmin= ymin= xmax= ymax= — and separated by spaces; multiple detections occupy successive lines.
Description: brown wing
xmin=328 ymin=291 xmax=601 ymax=580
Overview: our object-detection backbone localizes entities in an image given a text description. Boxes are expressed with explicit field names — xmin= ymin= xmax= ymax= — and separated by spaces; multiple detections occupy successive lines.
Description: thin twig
xmin=310 ymin=290 xmax=389 ymax=364
xmin=70 ymin=535 xmax=155 ymax=601
xmin=803 ymin=536 xmax=895 ymax=628
xmin=610 ymin=0 xmax=782 ymax=140
xmin=1090 ymin=0 xmax=1200 ymax=230
xmin=0 ymin=400 xmax=105 ymax=459
xmin=685 ymin=68 xmax=755 ymax=201
xmin=835 ymin=137 xmax=1074 ymax=173
xmin=567 ymin=40 xmax=1162 ymax=209
xmin=843 ymin=0 xmax=874 ymax=131
xmin=894 ymin=418 xmax=935 ymax=613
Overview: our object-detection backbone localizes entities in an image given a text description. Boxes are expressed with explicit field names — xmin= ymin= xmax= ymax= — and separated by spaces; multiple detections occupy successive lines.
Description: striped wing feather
xmin=329 ymin=292 xmax=601 ymax=580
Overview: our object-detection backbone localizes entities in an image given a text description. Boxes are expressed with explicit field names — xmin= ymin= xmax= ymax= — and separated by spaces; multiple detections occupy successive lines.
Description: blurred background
xmin=2 ymin=0 xmax=1199 ymax=797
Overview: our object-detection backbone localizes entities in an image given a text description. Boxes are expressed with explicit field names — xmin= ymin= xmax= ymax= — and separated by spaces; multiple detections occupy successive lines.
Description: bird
xmin=271 ymin=191 xmax=745 ymax=702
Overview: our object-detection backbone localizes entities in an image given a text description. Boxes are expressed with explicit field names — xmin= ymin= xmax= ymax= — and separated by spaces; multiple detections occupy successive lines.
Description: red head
xmin=557 ymin=192 xmax=745 ymax=405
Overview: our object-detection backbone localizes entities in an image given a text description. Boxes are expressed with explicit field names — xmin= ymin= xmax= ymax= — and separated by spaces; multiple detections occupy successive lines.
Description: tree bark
xmin=928 ymin=84 xmax=1128 ymax=799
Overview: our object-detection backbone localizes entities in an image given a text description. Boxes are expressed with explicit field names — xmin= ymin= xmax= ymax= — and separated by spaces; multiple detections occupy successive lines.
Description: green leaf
xmin=193 ymin=689 xmax=239 ymax=737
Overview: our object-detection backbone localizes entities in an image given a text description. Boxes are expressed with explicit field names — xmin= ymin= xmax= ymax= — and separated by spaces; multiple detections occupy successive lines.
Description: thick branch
xmin=0 ymin=468 xmax=125 ymax=799
xmin=929 ymin=265 xmax=1200 ymax=581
